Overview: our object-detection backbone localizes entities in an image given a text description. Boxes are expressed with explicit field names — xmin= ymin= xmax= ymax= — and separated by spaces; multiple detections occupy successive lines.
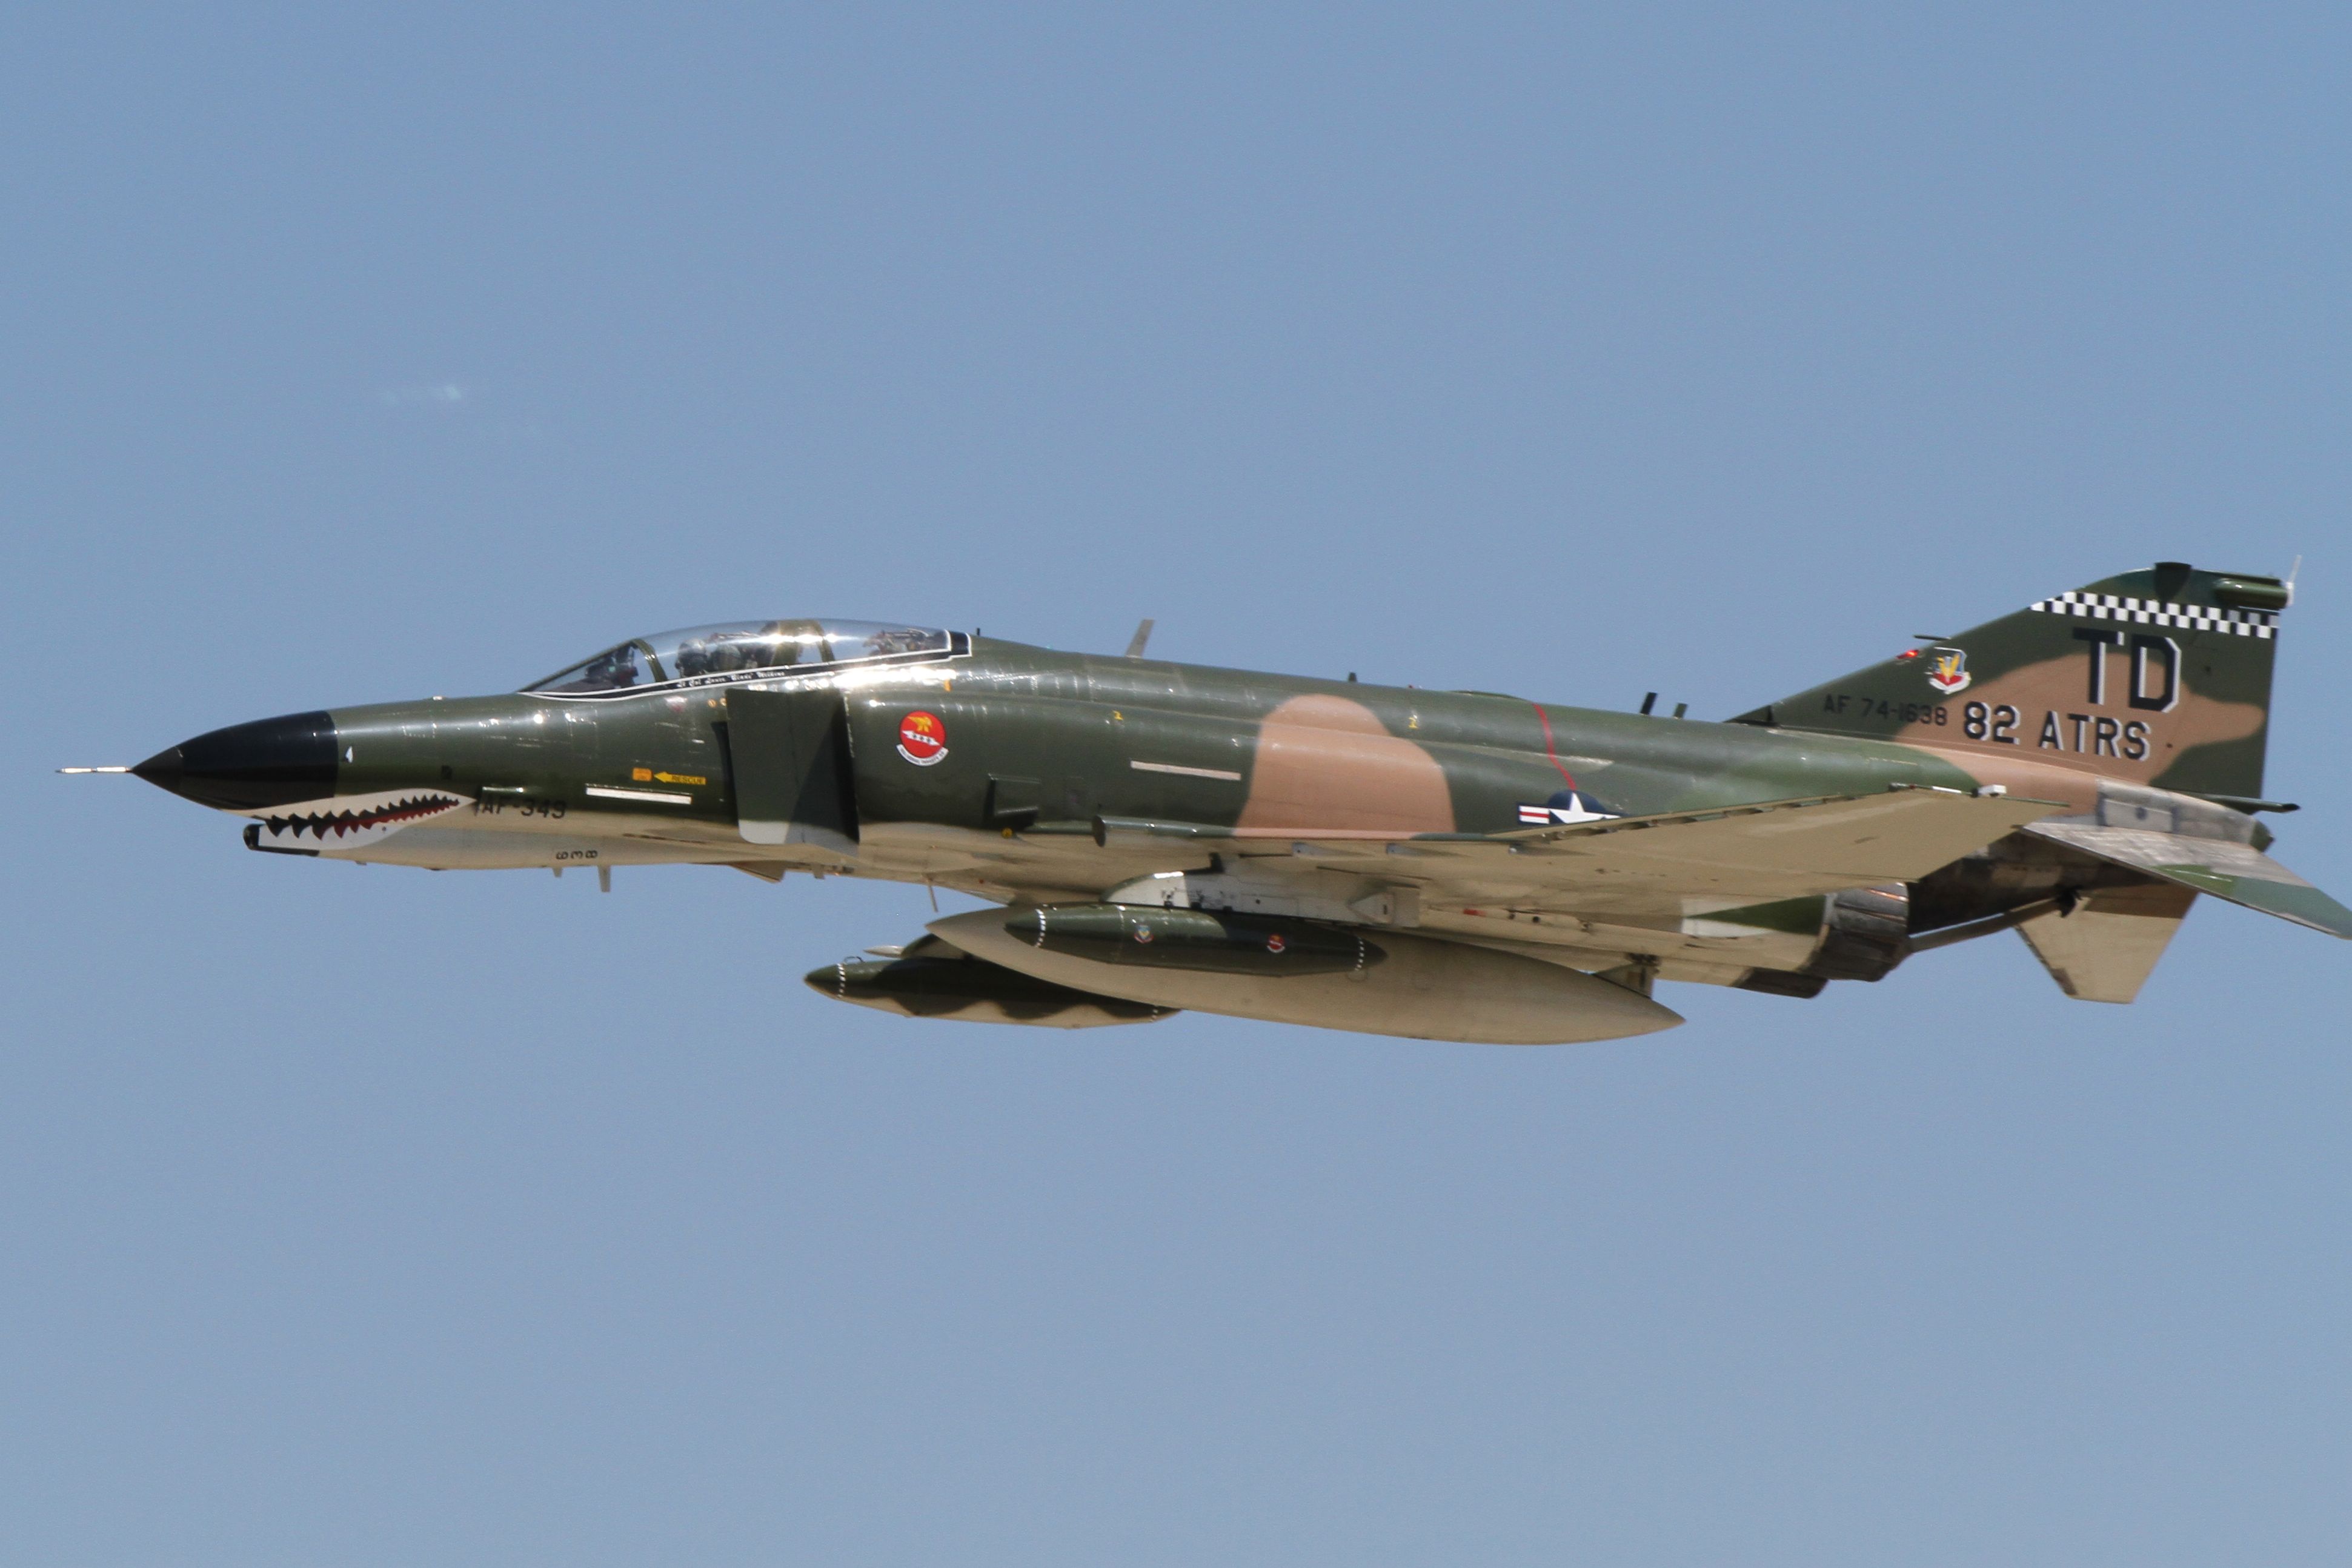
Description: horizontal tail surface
xmin=2023 ymin=817 xmax=2352 ymax=938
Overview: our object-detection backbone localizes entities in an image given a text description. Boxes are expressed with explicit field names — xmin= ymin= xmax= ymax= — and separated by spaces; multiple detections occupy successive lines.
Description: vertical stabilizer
xmin=1736 ymin=562 xmax=2289 ymax=801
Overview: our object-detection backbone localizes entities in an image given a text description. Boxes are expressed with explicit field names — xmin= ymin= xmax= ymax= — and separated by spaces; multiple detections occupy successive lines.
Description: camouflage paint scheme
xmin=1738 ymin=563 xmax=2281 ymax=811
xmin=122 ymin=563 xmax=2347 ymax=1038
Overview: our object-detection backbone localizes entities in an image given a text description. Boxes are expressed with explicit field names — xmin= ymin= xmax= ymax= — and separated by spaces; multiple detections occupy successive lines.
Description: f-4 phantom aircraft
xmin=101 ymin=562 xmax=2348 ymax=1043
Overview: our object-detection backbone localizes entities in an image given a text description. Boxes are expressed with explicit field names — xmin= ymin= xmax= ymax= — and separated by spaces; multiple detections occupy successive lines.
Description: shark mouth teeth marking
xmin=253 ymin=791 xmax=469 ymax=848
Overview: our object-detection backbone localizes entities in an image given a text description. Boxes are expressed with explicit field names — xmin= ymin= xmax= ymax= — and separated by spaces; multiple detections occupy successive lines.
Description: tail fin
xmin=1735 ymin=561 xmax=2290 ymax=801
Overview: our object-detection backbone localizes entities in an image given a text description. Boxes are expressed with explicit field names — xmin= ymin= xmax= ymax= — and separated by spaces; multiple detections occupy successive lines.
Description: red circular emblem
xmin=1266 ymin=934 xmax=1287 ymax=954
xmin=896 ymin=710 xmax=948 ymax=766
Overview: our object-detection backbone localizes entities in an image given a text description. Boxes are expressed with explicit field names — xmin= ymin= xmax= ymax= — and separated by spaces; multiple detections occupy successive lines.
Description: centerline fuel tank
xmin=928 ymin=908 xmax=1682 ymax=1045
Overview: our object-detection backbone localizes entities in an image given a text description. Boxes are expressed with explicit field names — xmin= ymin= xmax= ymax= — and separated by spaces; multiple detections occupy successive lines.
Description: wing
xmin=1473 ymin=787 xmax=2059 ymax=899
xmin=1095 ymin=786 xmax=2063 ymax=918
xmin=847 ymin=788 xmax=2066 ymax=992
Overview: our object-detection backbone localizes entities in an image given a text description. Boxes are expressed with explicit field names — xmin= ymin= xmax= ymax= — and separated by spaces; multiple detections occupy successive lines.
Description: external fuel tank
xmin=926 ymin=908 xmax=1681 ymax=1045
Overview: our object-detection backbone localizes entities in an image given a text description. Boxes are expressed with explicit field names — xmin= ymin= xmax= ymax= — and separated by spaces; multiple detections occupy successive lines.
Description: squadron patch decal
xmin=1926 ymin=648 xmax=1973 ymax=696
xmin=896 ymin=710 xmax=949 ymax=766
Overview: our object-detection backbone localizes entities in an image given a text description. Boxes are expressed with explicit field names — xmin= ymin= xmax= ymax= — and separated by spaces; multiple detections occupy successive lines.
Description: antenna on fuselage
xmin=1124 ymin=618 xmax=1155 ymax=658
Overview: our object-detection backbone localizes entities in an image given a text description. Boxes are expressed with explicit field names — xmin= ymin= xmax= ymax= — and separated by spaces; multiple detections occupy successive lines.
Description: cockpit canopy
xmin=526 ymin=620 xmax=958 ymax=694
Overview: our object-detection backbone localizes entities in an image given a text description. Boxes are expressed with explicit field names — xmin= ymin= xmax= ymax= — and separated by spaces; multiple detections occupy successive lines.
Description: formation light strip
xmin=586 ymin=785 xmax=695 ymax=805
xmin=1130 ymin=760 xmax=1243 ymax=782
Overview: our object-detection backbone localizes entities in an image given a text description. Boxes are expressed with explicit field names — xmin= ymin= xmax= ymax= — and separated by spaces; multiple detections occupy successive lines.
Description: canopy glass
xmin=526 ymin=620 xmax=954 ymax=694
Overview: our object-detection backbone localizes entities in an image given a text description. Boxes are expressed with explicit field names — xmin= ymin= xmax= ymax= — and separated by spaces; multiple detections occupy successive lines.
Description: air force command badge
xmin=1925 ymin=647 xmax=1972 ymax=696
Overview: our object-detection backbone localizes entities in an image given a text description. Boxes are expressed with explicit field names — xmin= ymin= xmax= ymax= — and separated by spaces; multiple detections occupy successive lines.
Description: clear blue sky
xmin=6 ymin=8 xmax=2348 ymax=1564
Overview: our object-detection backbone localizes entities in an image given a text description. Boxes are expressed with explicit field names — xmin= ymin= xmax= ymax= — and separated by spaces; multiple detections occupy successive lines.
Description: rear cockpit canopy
xmin=527 ymin=620 xmax=960 ymax=695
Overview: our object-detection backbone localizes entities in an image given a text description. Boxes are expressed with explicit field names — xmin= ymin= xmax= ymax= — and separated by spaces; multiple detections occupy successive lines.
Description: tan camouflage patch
xmin=1890 ymin=647 xmax=2265 ymax=793
xmin=1237 ymin=695 xmax=1455 ymax=834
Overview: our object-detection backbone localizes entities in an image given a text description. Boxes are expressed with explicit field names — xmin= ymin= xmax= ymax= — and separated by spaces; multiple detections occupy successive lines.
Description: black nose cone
xmin=133 ymin=711 xmax=339 ymax=811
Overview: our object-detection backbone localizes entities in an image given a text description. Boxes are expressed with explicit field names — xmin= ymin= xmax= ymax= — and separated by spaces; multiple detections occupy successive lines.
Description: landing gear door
xmin=725 ymin=686 xmax=859 ymax=853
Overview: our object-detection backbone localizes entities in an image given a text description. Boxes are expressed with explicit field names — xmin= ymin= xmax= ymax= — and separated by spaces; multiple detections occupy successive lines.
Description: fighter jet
xmin=91 ymin=563 xmax=2348 ymax=1043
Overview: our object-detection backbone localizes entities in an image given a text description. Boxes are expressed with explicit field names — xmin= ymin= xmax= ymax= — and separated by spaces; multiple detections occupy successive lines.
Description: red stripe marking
xmin=1527 ymin=702 xmax=1578 ymax=791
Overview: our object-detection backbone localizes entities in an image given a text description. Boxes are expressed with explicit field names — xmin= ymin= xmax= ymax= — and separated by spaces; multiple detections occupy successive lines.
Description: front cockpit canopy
xmin=526 ymin=620 xmax=954 ymax=694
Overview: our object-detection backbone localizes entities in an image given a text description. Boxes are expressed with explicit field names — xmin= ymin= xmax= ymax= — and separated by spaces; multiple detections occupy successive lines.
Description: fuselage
xmin=143 ymin=632 xmax=1991 ymax=878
